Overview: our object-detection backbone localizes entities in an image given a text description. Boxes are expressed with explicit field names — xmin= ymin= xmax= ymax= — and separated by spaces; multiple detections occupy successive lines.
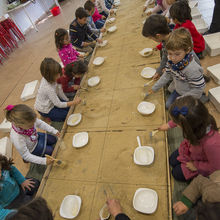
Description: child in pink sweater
xmin=158 ymin=96 xmax=220 ymax=181
xmin=55 ymin=28 xmax=84 ymax=67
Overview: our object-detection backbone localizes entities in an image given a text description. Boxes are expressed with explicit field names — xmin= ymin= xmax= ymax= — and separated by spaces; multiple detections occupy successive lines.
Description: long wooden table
xmin=37 ymin=0 xmax=172 ymax=219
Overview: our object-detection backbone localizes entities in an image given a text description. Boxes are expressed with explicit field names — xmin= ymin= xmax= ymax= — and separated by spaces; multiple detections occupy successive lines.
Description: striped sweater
xmin=152 ymin=56 xmax=205 ymax=99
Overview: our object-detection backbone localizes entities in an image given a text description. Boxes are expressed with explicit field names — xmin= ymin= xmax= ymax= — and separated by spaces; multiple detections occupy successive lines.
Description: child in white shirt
xmin=5 ymin=104 xmax=58 ymax=165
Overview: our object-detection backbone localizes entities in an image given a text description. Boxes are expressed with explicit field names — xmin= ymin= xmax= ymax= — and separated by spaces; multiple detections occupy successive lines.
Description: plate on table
xmin=88 ymin=76 xmax=101 ymax=87
xmin=139 ymin=48 xmax=153 ymax=57
xmin=67 ymin=113 xmax=82 ymax=126
xmin=137 ymin=102 xmax=155 ymax=115
xmin=141 ymin=67 xmax=156 ymax=79
xmin=93 ymin=57 xmax=105 ymax=65
xmin=107 ymin=17 xmax=116 ymax=24
xmin=134 ymin=146 xmax=154 ymax=165
xmin=72 ymin=132 xmax=89 ymax=148
xmin=133 ymin=188 xmax=158 ymax=214
xmin=60 ymin=195 xmax=81 ymax=219
xmin=107 ymin=25 xmax=117 ymax=33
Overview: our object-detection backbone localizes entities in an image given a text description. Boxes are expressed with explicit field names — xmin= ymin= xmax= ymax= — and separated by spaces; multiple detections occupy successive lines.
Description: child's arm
xmin=158 ymin=120 xmax=177 ymax=131
xmin=193 ymin=140 xmax=220 ymax=176
xmin=9 ymin=165 xmax=26 ymax=185
xmin=100 ymin=0 xmax=110 ymax=14
xmin=86 ymin=25 xmax=98 ymax=42
xmin=156 ymin=48 xmax=168 ymax=76
xmin=0 ymin=208 xmax=16 ymax=220
xmin=12 ymin=137 xmax=47 ymax=165
xmin=173 ymin=173 xmax=220 ymax=216
xmin=35 ymin=118 xmax=59 ymax=135
xmin=151 ymin=70 xmax=172 ymax=93
xmin=183 ymin=65 xmax=205 ymax=99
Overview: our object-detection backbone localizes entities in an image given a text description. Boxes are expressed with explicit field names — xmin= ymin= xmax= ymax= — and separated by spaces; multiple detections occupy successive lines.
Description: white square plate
xmin=141 ymin=67 xmax=156 ymax=79
xmin=137 ymin=102 xmax=156 ymax=115
xmin=88 ymin=76 xmax=100 ymax=87
xmin=67 ymin=113 xmax=82 ymax=126
xmin=133 ymin=188 xmax=158 ymax=214
xmin=134 ymin=146 xmax=154 ymax=165
xmin=72 ymin=132 xmax=89 ymax=148
xmin=60 ymin=195 xmax=81 ymax=219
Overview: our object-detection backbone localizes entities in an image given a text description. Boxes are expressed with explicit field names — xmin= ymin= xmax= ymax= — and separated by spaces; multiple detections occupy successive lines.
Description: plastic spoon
xmin=137 ymin=136 xmax=142 ymax=148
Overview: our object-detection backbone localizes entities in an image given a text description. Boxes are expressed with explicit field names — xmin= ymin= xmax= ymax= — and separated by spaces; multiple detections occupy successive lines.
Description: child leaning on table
xmin=146 ymin=27 xmax=206 ymax=109
xmin=84 ymin=0 xmax=106 ymax=38
xmin=5 ymin=104 xmax=58 ymax=165
xmin=158 ymin=96 xmax=220 ymax=182
xmin=69 ymin=7 xmax=102 ymax=53
xmin=55 ymin=28 xmax=84 ymax=67
xmin=34 ymin=58 xmax=81 ymax=122
xmin=57 ymin=60 xmax=88 ymax=98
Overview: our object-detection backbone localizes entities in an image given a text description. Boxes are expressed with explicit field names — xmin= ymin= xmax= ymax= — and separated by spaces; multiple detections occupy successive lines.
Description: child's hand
xmin=97 ymin=38 xmax=103 ymax=44
xmin=73 ymin=85 xmax=81 ymax=90
xmin=173 ymin=201 xmax=189 ymax=216
xmin=158 ymin=123 xmax=170 ymax=131
xmin=153 ymin=47 xmax=159 ymax=51
xmin=186 ymin=161 xmax=197 ymax=171
xmin=153 ymin=72 xmax=160 ymax=80
xmin=21 ymin=179 xmax=35 ymax=191
xmin=56 ymin=132 xmax=60 ymax=137
xmin=166 ymin=17 xmax=170 ymax=24
xmin=73 ymin=97 xmax=81 ymax=105
xmin=46 ymin=157 xmax=54 ymax=165
xmin=83 ymin=42 xmax=90 ymax=47
xmin=143 ymin=6 xmax=147 ymax=12
xmin=101 ymin=27 xmax=106 ymax=33
xmin=110 ymin=9 xmax=114 ymax=15
xmin=79 ymin=54 xmax=84 ymax=58
xmin=102 ymin=15 xmax=106 ymax=20
xmin=146 ymin=11 xmax=152 ymax=16
xmin=107 ymin=199 xmax=123 ymax=217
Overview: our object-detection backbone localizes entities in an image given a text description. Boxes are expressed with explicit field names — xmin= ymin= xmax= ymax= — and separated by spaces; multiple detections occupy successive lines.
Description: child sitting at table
xmin=0 ymin=154 xmax=39 ymax=220
xmin=146 ymin=0 xmax=170 ymax=17
xmin=57 ymin=60 xmax=88 ymax=98
xmin=54 ymin=28 xmax=84 ymax=67
xmin=169 ymin=0 xmax=205 ymax=58
xmin=84 ymin=0 xmax=106 ymax=38
xmin=146 ymin=28 xmax=206 ymax=109
xmin=34 ymin=58 xmax=81 ymax=122
xmin=5 ymin=104 xmax=58 ymax=165
xmin=69 ymin=7 xmax=102 ymax=53
xmin=95 ymin=0 xmax=114 ymax=17
xmin=158 ymin=96 xmax=220 ymax=182
xmin=89 ymin=0 xmax=106 ymax=28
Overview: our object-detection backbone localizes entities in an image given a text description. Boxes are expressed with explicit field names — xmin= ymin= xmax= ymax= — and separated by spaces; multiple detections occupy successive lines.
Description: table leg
xmin=23 ymin=6 xmax=38 ymax=32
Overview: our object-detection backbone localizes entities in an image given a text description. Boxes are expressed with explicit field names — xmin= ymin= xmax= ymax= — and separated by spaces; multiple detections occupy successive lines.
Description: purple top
xmin=58 ymin=44 xmax=80 ymax=67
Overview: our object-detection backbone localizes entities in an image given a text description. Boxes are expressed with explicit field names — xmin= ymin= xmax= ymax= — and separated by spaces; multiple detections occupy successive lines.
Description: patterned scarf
xmin=12 ymin=124 xmax=37 ymax=142
xmin=168 ymin=52 xmax=193 ymax=71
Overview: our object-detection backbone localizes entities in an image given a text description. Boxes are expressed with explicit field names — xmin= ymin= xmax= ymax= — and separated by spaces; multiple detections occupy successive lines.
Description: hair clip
xmin=5 ymin=105 xmax=15 ymax=111
xmin=172 ymin=106 xmax=188 ymax=117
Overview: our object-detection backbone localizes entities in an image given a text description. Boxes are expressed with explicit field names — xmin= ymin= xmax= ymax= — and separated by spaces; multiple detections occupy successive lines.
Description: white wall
xmin=7 ymin=0 xmax=56 ymax=33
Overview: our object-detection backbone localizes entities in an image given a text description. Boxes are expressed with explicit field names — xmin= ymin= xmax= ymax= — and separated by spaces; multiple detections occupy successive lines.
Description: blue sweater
xmin=0 ymin=166 xmax=26 ymax=220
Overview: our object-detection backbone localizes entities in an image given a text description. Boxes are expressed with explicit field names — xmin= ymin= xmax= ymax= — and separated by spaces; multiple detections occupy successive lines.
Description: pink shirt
xmin=168 ymin=120 xmax=220 ymax=180
xmin=58 ymin=44 xmax=80 ymax=67
xmin=92 ymin=7 xmax=103 ymax=23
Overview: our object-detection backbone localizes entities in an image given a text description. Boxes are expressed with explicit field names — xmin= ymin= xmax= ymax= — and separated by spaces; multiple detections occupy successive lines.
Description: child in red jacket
xmin=169 ymin=1 xmax=205 ymax=59
xmin=57 ymin=60 xmax=88 ymax=98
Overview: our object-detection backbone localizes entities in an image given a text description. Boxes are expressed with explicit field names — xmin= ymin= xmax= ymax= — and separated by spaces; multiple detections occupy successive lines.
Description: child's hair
xmin=0 ymin=154 xmax=14 ymax=171
xmin=40 ymin=58 xmax=62 ymax=83
xmin=75 ymin=7 xmax=89 ymax=19
xmin=65 ymin=60 xmax=88 ymax=78
xmin=55 ymin=28 xmax=68 ymax=50
xmin=197 ymin=202 xmax=220 ymax=220
xmin=166 ymin=27 xmax=193 ymax=52
xmin=142 ymin=14 xmax=170 ymax=38
xmin=169 ymin=0 xmax=192 ymax=23
xmin=5 ymin=104 xmax=36 ymax=125
xmin=169 ymin=96 xmax=218 ymax=145
xmin=84 ymin=0 xmax=95 ymax=11
xmin=5 ymin=197 xmax=53 ymax=220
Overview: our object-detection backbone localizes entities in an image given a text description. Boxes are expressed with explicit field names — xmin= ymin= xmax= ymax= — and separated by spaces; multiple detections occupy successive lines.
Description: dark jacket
xmin=115 ymin=213 xmax=130 ymax=220
xmin=69 ymin=19 xmax=97 ymax=48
